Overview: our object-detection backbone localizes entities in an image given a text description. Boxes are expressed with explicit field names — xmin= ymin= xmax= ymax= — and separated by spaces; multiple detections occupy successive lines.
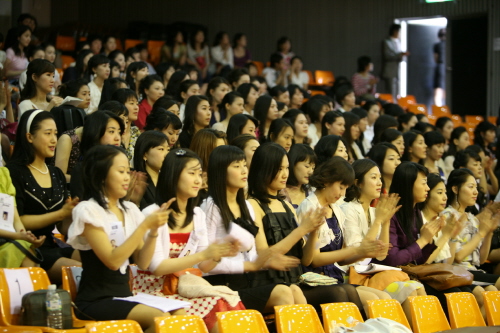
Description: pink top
xmin=351 ymin=72 xmax=377 ymax=97
xmin=6 ymin=48 xmax=28 ymax=79
xmin=137 ymin=99 xmax=153 ymax=131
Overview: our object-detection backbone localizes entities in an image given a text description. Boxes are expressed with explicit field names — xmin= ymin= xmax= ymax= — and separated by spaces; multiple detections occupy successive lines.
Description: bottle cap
xmin=48 ymin=284 xmax=56 ymax=290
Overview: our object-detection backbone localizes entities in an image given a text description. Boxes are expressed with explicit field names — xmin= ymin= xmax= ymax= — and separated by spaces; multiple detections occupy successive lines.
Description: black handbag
xmin=20 ymin=289 xmax=73 ymax=328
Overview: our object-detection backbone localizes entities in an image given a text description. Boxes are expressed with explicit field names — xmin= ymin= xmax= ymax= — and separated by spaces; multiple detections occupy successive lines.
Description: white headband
xmin=26 ymin=109 xmax=45 ymax=133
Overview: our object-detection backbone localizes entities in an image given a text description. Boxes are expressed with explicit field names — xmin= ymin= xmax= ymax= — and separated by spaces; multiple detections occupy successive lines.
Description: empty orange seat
xmin=367 ymin=299 xmax=411 ymax=330
xmin=398 ymin=95 xmax=416 ymax=109
xmin=61 ymin=55 xmax=75 ymax=70
xmin=315 ymin=70 xmax=335 ymax=86
xmin=115 ymin=39 xmax=123 ymax=51
xmin=408 ymin=104 xmax=427 ymax=115
xmin=408 ymin=295 xmax=450 ymax=333
xmin=148 ymin=40 xmax=165 ymax=66
xmin=310 ymin=90 xmax=326 ymax=96
xmin=86 ymin=320 xmax=143 ymax=332
xmin=451 ymin=114 xmax=464 ymax=127
xmin=484 ymin=291 xmax=500 ymax=326
xmin=304 ymin=70 xmax=315 ymax=85
xmin=252 ymin=61 xmax=264 ymax=76
xmin=275 ymin=304 xmax=324 ymax=333
xmin=432 ymin=105 xmax=451 ymax=118
xmin=445 ymin=292 xmax=485 ymax=328
xmin=321 ymin=302 xmax=363 ymax=332
xmin=427 ymin=114 xmax=437 ymax=125
xmin=377 ymin=93 xmax=394 ymax=103
xmin=465 ymin=115 xmax=484 ymax=125
xmin=56 ymin=35 xmax=76 ymax=52
xmin=488 ymin=116 xmax=498 ymax=125
xmin=125 ymin=39 xmax=143 ymax=50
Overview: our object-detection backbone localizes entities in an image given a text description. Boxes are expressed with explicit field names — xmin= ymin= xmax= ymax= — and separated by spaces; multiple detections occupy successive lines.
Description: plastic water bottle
xmin=46 ymin=284 xmax=63 ymax=329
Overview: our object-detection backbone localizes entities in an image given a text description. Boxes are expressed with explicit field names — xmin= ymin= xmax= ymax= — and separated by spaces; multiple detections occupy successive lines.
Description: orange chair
xmin=377 ymin=93 xmax=394 ymax=103
xmin=217 ymin=310 xmax=268 ymax=333
xmin=427 ymin=114 xmax=437 ymax=125
xmin=310 ymin=90 xmax=326 ymax=96
xmin=304 ymin=70 xmax=315 ymax=86
xmin=451 ymin=114 xmax=464 ymax=127
xmin=56 ymin=68 xmax=64 ymax=81
xmin=0 ymin=267 xmax=87 ymax=332
xmin=275 ymin=304 xmax=324 ymax=333
xmin=465 ymin=115 xmax=484 ymax=125
xmin=252 ymin=61 xmax=264 ymax=76
xmin=445 ymin=292 xmax=485 ymax=328
xmin=397 ymin=95 xmax=416 ymax=109
xmin=432 ymin=105 xmax=451 ymax=118
xmin=56 ymin=35 xmax=76 ymax=52
xmin=147 ymin=40 xmax=165 ymax=66
xmin=488 ymin=116 xmax=498 ymax=125
xmin=61 ymin=55 xmax=75 ymax=70
xmin=408 ymin=295 xmax=450 ymax=333
xmin=86 ymin=320 xmax=143 ymax=332
xmin=314 ymin=70 xmax=334 ymax=86
xmin=484 ymin=291 xmax=500 ymax=326
xmin=155 ymin=315 xmax=207 ymax=333
xmin=115 ymin=39 xmax=123 ymax=51
xmin=467 ymin=126 xmax=475 ymax=141
xmin=366 ymin=299 xmax=411 ymax=330
xmin=125 ymin=39 xmax=143 ymax=50
xmin=61 ymin=266 xmax=82 ymax=302
xmin=0 ymin=327 xmax=43 ymax=332
xmin=321 ymin=302 xmax=363 ymax=332
xmin=408 ymin=104 xmax=427 ymax=115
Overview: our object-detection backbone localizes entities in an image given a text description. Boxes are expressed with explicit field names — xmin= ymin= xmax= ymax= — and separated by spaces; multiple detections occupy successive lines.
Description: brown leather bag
xmin=399 ymin=263 xmax=473 ymax=291
xmin=162 ymin=268 xmax=203 ymax=295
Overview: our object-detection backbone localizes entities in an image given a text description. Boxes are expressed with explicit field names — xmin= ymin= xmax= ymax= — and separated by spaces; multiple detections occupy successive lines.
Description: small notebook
xmin=60 ymin=96 xmax=83 ymax=107
xmin=354 ymin=263 xmax=402 ymax=274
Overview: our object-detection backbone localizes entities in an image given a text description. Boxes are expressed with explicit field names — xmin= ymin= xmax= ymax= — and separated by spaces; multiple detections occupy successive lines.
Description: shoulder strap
xmin=6 ymin=239 xmax=44 ymax=264
xmin=256 ymin=200 xmax=283 ymax=246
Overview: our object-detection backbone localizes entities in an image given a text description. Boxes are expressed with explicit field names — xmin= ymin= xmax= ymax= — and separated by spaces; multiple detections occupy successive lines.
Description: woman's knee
xmin=270 ymin=285 xmax=294 ymax=305
xmin=127 ymin=305 xmax=165 ymax=330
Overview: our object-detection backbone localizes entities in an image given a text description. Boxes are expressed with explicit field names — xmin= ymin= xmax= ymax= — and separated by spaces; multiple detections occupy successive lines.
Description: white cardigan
xmin=142 ymin=204 xmax=209 ymax=273
xmin=341 ymin=200 xmax=377 ymax=248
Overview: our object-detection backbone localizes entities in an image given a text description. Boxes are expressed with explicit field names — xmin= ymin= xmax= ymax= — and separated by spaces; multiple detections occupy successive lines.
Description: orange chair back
xmin=377 ymin=93 xmax=394 ymax=103
xmin=451 ymin=114 xmax=464 ymax=127
xmin=115 ymin=39 xmax=123 ymax=51
xmin=398 ymin=95 xmax=416 ymax=109
xmin=304 ymin=70 xmax=315 ymax=85
xmin=465 ymin=115 xmax=484 ymax=125
xmin=0 ymin=268 xmax=50 ymax=326
xmin=56 ymin=35 xmax=76 ymax=52
xmin=484 ymin=291 xmax=500 ymax=326
xmin=408 ymin=295 xmax=450 ymax=333
xmin=275 ymin=304 xmax=324 ymax=333
xmin=310 ymin=90 xmax=326 ymax=96
xmin=314 ymin=70 xmax=334 ymax=86
xmin=427 ymin=114 xmax=437 ymax=125
xmin=147 ymin=40 xmax=165 ymax=66
xmin=217 ymin=310 xmax=269 ymax=333
xmin=86 ymin=320 xmax=143 ymax=332
xmin=61 ymin=266 xmax=82 ymax=302
xmin=155 ymin=315 xmax=208 ymax=333
xmin=445 ymin=292 xmax=485 ymax=328
xmin=367 ymin=299 xmax=411 ymax=330
xmin=432 ymin=105 xmax=451 ymax=118
xmin=56 ymin=68 xmax=64 ymax=81
xmin=408 ymin=104 xmax=427 ymax=115
xmin=125 ymin=39 xmax=143 ymax=51
xmin=252 ymin=61 xmax=264 ymax=76
xmin=321 ymin=302 xmax=363 ymax=332
xmin=61 ymin=55 xmax=75 ymax=70
xmin=488 ymin=116 xmax=498 ymax=125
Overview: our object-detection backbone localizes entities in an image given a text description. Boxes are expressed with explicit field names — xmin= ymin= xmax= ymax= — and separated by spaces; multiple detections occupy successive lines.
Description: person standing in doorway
xmin=382 ymin=24 xmax=409 ymax=100
xmin=433 ymin=29 xmax=446 ymax=106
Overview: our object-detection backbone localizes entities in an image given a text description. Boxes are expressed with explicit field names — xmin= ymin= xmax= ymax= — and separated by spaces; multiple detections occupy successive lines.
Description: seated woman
xmin=248 ymin=143 xmax=368 ymax=317
xmin=402 ymin=130 xmax=427 ymax=163
xmin=202 ymin=145 xmax=307 ymax=320
xmin=206 ymin=77 xmax=230 ymax=125
xmin=371 ymin=115 xmax=399 ymax=146
xmin=281 ymin=144 xmax=316 ymax=209
xmin=85 ymin=55 xmax=110 ymax=113
xmin=136 ymin=148 xmax=241 ymax=332
xmin=237 ymin=83 xmax=259 ymax=116
xmin=4 ymin=25 xmax=30 ymax=83
xmin=0 ymin=167 xmax=45 ymax=268
xmin=212 ymin=92 xmax=245 ymax=132
xmin=380 ymin=128 xmax=405 ymax=156
xmin=304 ymin=99 xmax=330 ymax=147
xmin=269 ymin=85 xmax=290 ymax=107
xmin=335 ymin=84 xmax=356 ymax=113
xmin=226 ymin=114 xmax=259 ymax=143
xmin=144 ymin=109 xmax=182 ymax=149
xmin=267 ymin=118 xmax=295 ymax=153
xmin=361 ymin=101 xmax=380 ymax=144
xmin=287 ymin=84 xmax=304 ymax=109
xmin=351 ymin=56 xmax=377 ymax=100
xmin=18 ymin=59 xmax=63 ymax=117
xmin=367 ymin=143 xmax=401 ymax=195
xmin=454 ymin=149 xmax=489 ymax=213
xmin=254 ymin=95 xmax=279 ymax=141
xmin=153 ymin=97 xmax=181 ymax=117
xmin=288 ymin=57 xmax=309 ymax=91
xmin=423 ymin=131 xmax=446 ymax=180
xmin=179 ymin=95 xmax=212 ymax=148
xmin=133 ymin=131 xmax=170 ymax=210
xmin=398 ymin=112 xmax=417 ymax=133
xmin=137 ymin=75 xmax=165 ymax=130
xmin=443 ymin=127 xmax=469 ymax=178
xmin=342 ymin=112 xmax=363 ymax=162
xmin=282 ymin=109 xmax=309 ymax=145
xmin=321 ymin=110 xmax=345 ymax=137
xmin=54 ymin=79 xmax=91 ymax=182
xmin=175 ymin=80 xmax=200 ymax=122
xmin=7 ymin=110 xmax=80 ymax=283
xmin=230 ymin=134 xmax=260 ymax=170
xmin=125 ymin=61 xmax=149 ymax=101
xmin=67 ymin=145 xmax=184 ymax=333
xmin=314 ymin=135 xmax=349 ymax=167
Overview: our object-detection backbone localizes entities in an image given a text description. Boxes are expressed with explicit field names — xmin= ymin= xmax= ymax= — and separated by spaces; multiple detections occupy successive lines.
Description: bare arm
xmin=54 ymin=134 xmax=73 ymax=182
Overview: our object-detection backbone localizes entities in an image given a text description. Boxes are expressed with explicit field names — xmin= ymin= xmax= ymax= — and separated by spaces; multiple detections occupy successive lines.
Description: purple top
xmin=372 ymin=210 xmax=437 ymax=267
xmin=233 ymin=49 xmax=251 ymax=68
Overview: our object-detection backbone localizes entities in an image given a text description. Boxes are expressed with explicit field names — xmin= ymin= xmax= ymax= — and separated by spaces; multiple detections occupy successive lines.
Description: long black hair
xmin=82 ymin=144 xmax=128 ymax=210
xmin=314 ymin=135 xmax=345 ymax=167
xmin=182 ymin=95 xmax=209 ymax=135
xmin=80 ymin=111 xmax=125 ymax=157
xmin=208 ymin=145 xmax=253 ymax=231
xmin=287 ymin=144 xmax=317 ymax=188
xmin=156 ymin=148 xmax=202 ymax=229
xmin=20 ymin=59 xmax=55 ymax=101
xmin=248 ymin=143 xmax=287 ymax=204
xmin=345 ymin=159 xmax=379 ymax=202
xmin=226 ymin=114 xmax=259 ymax=143
xmin=446 ymin=168 xmax=475 ymax=209
xmin=389 ymin=162 xmax=429 ymax=242
xmin=133 ymin=131 xmax=168 ymax=174
xmin=254 ymin=95 xmax=273 ymax=141
xmin=445 ymin=126 xmax=467 ymax=157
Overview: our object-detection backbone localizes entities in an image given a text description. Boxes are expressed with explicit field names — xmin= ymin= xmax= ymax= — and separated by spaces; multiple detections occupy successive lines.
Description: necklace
xmin=29 ymin=163 xmax=49 ymax=175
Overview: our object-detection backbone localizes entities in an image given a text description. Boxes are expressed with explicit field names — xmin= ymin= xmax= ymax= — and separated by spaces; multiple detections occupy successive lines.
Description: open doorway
xmin=396 ymin=17 xmax=447 ymax=109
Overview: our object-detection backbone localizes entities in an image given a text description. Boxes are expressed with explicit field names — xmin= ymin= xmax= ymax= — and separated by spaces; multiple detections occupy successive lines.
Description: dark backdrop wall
xmin=50 ymin=0 xmax=500 ymax=116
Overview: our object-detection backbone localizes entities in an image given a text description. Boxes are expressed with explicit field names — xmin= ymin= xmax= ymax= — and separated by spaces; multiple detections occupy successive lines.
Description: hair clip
xmin=175 ymin=149 xmax=187 ymax=156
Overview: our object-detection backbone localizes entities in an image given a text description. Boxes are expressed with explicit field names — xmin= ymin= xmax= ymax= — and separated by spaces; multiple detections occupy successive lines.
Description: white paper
xmin=4 ymin=268 xmax=34 ymax=314
xmin=0 ymin=193 xmax=15 ymax=233
xmin=60 ymin=96 xmax=83 ymax=107
xmin=70 ymin=266 xmax=83 ymax=291
xmin=354 ymin=263 xmax=402 ymax=274
xmin=109 ymin=221 xmax=125 ymax=249
xmin=114 ymin=293 xmax=191 ymax=312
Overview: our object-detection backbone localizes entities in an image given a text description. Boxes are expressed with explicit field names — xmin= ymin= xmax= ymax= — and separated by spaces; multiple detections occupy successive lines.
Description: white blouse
xmin=341 ymin=200 xmax=377 ymax=248
xmin=86 ymin=81 xmax=101 ymax=114
xmin=142 ymin=204 xmax=209 ymax=273
xmin=201 ymin=197 xmax=257 ymax=275
xmin=421 ymin=213 xmax=452 ymax=263
xmin=67 ymin=198 xmax=144 ymax=273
